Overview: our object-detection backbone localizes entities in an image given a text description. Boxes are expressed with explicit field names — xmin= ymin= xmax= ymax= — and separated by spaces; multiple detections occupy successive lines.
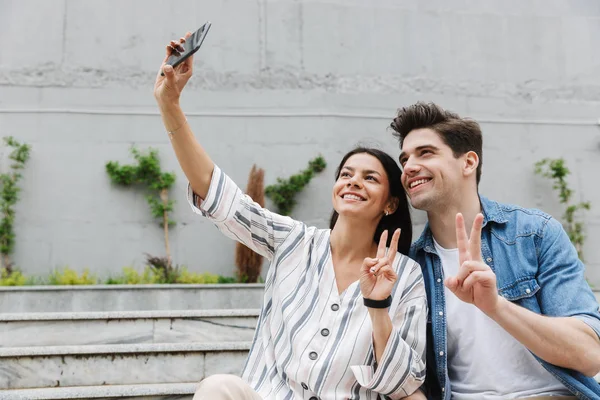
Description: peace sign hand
xmin=445 ymin=213 xmax=499 ymax=316
xmin=360 ymin=229 xmax=401 ymax=301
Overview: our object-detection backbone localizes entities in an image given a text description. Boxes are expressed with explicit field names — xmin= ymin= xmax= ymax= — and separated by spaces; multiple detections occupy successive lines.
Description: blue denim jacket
xmin=410 ymin=196 xmax=600 ymax=400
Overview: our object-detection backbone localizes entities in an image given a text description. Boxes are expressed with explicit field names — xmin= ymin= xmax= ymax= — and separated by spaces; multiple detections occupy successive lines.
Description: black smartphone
xmin=164 ymin=21 xmax=211 ymax=69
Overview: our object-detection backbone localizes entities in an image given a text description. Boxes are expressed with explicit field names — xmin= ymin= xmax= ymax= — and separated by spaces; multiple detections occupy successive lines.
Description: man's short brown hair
xmin=390 ymin=102 xmax=483 ymax=184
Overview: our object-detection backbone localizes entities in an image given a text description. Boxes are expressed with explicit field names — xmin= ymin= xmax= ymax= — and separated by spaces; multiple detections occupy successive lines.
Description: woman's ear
xmin=386 ymin=197 xmax=400 ymax=215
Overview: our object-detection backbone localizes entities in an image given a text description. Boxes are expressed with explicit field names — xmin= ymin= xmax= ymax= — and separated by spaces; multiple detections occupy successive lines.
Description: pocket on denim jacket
xmin=498 ymin=277 xmax=540 ymax=301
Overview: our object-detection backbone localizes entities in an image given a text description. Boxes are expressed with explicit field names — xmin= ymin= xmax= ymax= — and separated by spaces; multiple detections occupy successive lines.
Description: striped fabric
xmin=188 ymin=165 xmax=427 ymax=400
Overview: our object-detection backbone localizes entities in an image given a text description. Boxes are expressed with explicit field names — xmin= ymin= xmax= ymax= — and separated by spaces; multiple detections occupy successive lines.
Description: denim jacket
xmin=410 ymin=196 xmax=600 ymax=400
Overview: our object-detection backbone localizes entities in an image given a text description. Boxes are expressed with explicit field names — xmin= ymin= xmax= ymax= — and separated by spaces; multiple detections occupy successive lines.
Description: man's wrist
xmin=486 ymin=295 xmax=511 ymax=321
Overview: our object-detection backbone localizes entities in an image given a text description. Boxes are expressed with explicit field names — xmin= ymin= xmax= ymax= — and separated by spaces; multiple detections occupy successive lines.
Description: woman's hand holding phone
xmin=154 ymin=32 xmax=193 ymax=109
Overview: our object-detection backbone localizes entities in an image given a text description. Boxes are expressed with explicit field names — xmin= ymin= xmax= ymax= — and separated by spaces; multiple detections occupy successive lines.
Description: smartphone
xmin=164 ymin=21 xmax=211 ymax=69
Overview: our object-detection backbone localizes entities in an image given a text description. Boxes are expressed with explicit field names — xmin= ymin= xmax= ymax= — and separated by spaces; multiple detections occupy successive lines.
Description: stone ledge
xmin=0 ymin=342 xmax=252 ymax=358
xmin=0 ymin=309 xmax=260 ymax=321
xmin=0 ymin=382 xmax=198 ymax=399
xmin=0 ymin=284 xmax=265 ymax=292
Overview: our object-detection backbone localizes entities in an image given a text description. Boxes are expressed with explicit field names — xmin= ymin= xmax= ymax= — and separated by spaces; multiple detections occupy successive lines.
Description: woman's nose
xmin=347 ymin=176 xmax=361 ymax=187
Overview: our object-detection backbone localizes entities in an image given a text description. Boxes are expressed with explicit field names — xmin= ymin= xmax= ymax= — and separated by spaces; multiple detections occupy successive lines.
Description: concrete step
xmin=0 ymin=309 xmax=259 ymax=347
xmin=0 ymin=383 xmax=197 ymax=400
xmin=0 ymin=342 xmax=250 ymax=390
xmin=0 ymin=284 xmax=265 ymax=313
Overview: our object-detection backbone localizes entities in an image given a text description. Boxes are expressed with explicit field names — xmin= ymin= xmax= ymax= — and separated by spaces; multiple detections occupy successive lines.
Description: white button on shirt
xmin=188 ymin=166 xmax=428 ymax=400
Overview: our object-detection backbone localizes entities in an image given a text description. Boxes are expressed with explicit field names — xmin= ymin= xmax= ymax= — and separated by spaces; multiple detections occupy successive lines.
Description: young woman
xmin=154 ymin=34 xmax=427 ymax=400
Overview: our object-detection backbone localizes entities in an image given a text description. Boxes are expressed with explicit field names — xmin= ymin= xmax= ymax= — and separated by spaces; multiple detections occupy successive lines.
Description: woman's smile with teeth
xmin=342 ymin=194 xmax=365 ymax=201
xmin=410 ymin=179 xmax=431 ymax=189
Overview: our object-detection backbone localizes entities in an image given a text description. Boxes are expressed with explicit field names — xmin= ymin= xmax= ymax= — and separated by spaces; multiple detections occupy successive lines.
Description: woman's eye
xmin=365 ymin=175 xmax=376 ymax=181
xmin=340 ymin=172 xmax=351 ymax=177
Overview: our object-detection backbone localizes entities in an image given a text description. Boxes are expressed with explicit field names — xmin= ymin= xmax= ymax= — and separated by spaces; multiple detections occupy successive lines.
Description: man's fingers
xmin=444 ymin=276 xmax=459 ymax=293
xmin=456 ymin=213 xmax=470 ymax=265
xmin=455 ymin=260 xmax=490 ymax=286
xmin=462 ymin=270 xmax=494 ymax=292
xmin=377 ymin=230 xmax=388 ymax=259
xmin=469 ymin=213 xmax=485 ymax=262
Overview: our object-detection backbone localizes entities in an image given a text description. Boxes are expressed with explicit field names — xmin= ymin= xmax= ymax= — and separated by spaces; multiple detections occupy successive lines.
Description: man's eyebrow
xmin=399 ymin=145 xmax=440 ymax=161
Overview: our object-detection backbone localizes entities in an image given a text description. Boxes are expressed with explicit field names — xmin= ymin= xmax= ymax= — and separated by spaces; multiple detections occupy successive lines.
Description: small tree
xmin=265 ymin=156 xmax=326 ymax=216
xmin=235 ymin=165 xmax=265 ymax=283
xmin=0 ymin=137 xmax=31 ymax=273
xmin=106 ymin=147 xmax=176 ymax=267
xmin=535 ymin=158 xmax=591 ymax=260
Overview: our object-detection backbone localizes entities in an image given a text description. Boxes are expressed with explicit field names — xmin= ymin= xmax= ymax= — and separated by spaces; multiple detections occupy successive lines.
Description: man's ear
xmin=463 ymin=151 xmax=479 ymax=179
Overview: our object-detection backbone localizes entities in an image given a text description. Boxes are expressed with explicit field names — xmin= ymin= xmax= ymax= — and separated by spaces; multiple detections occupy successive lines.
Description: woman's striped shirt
xmin=188 ymin=165 xmax=427 ymax=400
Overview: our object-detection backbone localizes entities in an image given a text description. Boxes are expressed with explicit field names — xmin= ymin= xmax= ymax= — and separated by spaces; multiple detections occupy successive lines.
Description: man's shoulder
xmin=480 ymin=195 xmax=555 ymax=234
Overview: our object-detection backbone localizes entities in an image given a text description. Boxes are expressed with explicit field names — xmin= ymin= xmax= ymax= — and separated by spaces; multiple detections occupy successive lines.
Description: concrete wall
xmin=1 ymin=0 xmax=599 ymax=284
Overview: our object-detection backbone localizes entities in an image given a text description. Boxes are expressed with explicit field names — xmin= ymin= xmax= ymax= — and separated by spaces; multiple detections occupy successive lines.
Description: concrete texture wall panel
xmin=0 ymin=0 xmax=599 ymax=284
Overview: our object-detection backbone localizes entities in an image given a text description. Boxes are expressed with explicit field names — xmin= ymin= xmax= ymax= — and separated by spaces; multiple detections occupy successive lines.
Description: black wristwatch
xmin=363 ymin=295 xmax=392 ymax=309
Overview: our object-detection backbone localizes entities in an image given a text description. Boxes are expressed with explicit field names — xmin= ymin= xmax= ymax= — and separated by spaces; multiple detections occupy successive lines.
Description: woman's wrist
xmin=158 ymin=100 xmax=182 ymax=114
xmin=158 ymin=102 xmax=187 ymax=133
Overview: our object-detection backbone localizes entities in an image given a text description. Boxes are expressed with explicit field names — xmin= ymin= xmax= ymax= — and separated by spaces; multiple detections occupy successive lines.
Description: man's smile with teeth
xmin=410 ymin=178 xmax=431 ymax=189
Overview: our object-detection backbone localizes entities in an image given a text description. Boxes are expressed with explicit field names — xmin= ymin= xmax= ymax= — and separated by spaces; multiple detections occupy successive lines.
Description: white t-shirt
xmin=433 ymin=239 xmax=572 ymax=400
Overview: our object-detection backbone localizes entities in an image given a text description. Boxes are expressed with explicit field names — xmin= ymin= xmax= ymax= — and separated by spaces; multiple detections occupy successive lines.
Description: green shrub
xmin=218 ymin=275 xmax=238 ymax=284
xmin=265 ymin=156 xmax=326 ymax=216
xmin=176 ymin=267 xmax=220 ymax=284
xmin=48 ymin=267 xmax=97 ymax=285
xmin=106 ymin=267 xmax=161 ymax=284
xmin=0 ymin=268 xmax=27 ymax=286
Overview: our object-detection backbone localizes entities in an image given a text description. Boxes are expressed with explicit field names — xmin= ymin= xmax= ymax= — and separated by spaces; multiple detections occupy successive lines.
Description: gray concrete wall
xmin=1 ymin=0 xmax=599 ymax=284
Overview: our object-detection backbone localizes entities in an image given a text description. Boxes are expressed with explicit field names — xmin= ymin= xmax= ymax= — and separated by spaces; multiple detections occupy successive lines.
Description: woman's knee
xmin=194 ymin=374 xmax=247 ymax=398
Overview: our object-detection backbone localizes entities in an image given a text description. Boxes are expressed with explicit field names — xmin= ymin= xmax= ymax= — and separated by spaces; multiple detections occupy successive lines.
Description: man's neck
xmin=427 ymin=191 xmax=482 ymax=249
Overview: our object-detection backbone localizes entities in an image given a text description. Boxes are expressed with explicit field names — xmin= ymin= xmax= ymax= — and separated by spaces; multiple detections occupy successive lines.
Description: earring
xmin=384 ymin=210 xmax=389 ymax=216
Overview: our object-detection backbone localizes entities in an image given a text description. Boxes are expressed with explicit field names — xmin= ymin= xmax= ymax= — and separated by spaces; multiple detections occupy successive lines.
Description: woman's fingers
xmin=361 ymin=257 xmax=379 ymax=273
xmin=369 ymin=257 xmax=390 ymax=276
xmin=169 ymin=40 xmax=184 ymax=53
xmin=378 ymin=265 xmax=397 ymax=281
xmin=376 ymin=230 xmax=388 ymax=259
xmin=387 ymin=228 xmax=401 ymax=265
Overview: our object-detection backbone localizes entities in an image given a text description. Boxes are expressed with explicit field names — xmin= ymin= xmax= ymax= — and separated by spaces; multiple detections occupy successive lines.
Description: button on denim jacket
xmin=410 ymin=196 xmax=600 ymax=399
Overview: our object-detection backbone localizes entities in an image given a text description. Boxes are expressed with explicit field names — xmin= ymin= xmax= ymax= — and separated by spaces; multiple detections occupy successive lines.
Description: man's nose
xmin=403 ymin=160 xmax=420 ymax=175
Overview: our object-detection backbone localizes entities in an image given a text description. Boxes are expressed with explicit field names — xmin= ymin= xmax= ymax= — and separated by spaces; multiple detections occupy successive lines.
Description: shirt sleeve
xmin=187 ymin=165 xmax=299 ymax=261
xmin=350 ymin=257 xmax=427 ymax=399
xmin=537 ymin=217 xmax=600 ymax=339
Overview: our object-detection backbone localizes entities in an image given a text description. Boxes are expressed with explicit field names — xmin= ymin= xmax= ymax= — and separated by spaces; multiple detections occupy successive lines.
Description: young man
xmin=390 ymin=103 xmax=600 ymax=400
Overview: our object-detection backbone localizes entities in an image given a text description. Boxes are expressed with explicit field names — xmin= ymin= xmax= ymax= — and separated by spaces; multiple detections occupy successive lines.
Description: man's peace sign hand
xmin=445 ymin=213 xmax=500 ymax=316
